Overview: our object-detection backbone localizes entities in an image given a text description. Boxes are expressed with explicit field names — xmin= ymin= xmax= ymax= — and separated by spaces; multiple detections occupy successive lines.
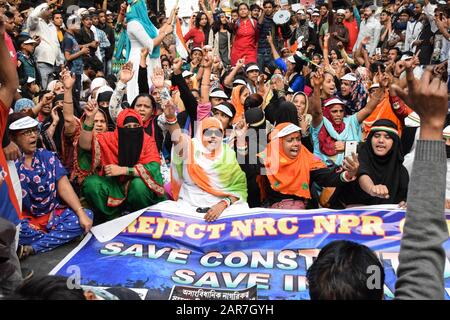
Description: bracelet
xmin=75 ymin=206 xmax=84 ymax=213
xmin=63 ymin=101 xmax=72 ymax=104
xmin=166 ymin=116 xmax=177 ymax=122
xmin=128 ymin=167 xmax=134 ymax=176
xmin=221 ymin=198 xmax=230 ymax=208
xmin=82 ymin=122 xmax=94 ymax=131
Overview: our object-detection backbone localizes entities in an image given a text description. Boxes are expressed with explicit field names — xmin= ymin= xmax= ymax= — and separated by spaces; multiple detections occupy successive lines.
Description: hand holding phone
xmin=344 ymin=141 xmax=358 ymax=158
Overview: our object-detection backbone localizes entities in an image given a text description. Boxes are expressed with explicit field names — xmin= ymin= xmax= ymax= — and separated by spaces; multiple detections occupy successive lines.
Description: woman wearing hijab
xmin=116 ymin=0 xmax=175 ymax=103
xmin=79 ymin=104 xmax=166 ymax=220
xmin=329 ymin=120 xmax=409 ymax=208
xmin=8 ymin=115 xmax=93 ymax=258
xmin=234 ymin=107 xmax=272 ymax=207
xmin=231 ymin=84 xmax=250 ymax=124
xmin=163 ymin=101 xmax=248 ymax=222
xmin=256 ymin=123 xmax=359 ymax=209
xmin=309 ymin=70 xmax=384 ymax=166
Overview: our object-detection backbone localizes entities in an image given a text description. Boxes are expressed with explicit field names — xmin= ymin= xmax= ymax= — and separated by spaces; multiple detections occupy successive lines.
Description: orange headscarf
xmin=259 ymin=123 xmax=326 ymax=199
xmin=231 ymin=85 xmax=246 ymax=124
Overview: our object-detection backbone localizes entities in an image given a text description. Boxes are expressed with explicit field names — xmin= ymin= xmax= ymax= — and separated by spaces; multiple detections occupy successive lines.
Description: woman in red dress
xmin=230 ymin=3 xmax=258 ymax=66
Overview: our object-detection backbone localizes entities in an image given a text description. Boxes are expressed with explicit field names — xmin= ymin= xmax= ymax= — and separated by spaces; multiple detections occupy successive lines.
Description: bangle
xmin=63 ymin=101 xmax=72 ymax=104
xmin=82 ymin=122 xmax=94 ymax=131
xmin=75 ymin=206 xmax=84 ymax=213
xmin=128 ymin=167 xmax=134 ymax=176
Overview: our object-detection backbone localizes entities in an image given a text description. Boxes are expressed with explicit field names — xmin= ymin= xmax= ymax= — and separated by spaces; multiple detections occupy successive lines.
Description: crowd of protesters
xmin=0 ymin=0 xmax=449 ymax=300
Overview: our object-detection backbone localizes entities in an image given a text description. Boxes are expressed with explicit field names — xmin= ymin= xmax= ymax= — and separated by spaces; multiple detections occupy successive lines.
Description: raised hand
xmin=119 ymin=62 xmax=134 ymax=83
xmin=42 ymin=92 xmax=55 ymax=105
xmin=61 ymin=69 xmax=76 ymax=90
xmin=311 ymin=68 xmax=324 ymax=88
xmin=151 ymin=67 xmax=165 ymax=88
xmin=51 ymin=106 xmax=60 ymax=123
xmin=390 ymin=66 xmax=448 ymax=138
xmin=84 ymin=99 xmax=99 ymax=120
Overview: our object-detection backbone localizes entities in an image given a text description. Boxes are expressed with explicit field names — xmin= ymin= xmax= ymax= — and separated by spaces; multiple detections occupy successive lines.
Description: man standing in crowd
xmin=26 ymin=2 xmax=64 ymax=90
xmin=354 ymin=4 xmax=381 ymax=56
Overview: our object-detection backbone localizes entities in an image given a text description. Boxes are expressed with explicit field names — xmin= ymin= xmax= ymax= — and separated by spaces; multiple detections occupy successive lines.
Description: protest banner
xmin=51 ymin=206 xmax=450 ymax=300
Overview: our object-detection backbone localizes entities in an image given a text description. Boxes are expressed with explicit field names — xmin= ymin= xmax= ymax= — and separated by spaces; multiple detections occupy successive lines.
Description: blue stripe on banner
xmin=51 ymin=208 xmax=450 ymax=300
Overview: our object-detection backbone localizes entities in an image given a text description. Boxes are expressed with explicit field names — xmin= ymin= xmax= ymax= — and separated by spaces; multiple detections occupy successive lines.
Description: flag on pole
xmin=174 ymin=17 xmax=189 ymax=59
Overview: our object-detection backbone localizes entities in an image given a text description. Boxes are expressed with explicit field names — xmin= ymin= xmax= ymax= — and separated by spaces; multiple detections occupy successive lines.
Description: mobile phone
xmin=376 ymin=47 xmax=381 ymax=55
xmin=160 ymin=87 xmax=171 ymax=102
xmin=196 ymin=207 xmax=210 ymax=213
xmin=344 ymin=141 xmax=358 ymax=158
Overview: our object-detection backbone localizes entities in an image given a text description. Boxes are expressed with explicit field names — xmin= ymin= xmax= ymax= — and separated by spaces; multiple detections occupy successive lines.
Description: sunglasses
xmin=203 ymin=129 xmax=223 ymax=138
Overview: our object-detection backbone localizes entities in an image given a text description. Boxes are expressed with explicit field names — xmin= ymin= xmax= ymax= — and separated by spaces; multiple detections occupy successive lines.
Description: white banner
xmin=165 ymin=0 xmax=199 ymax=18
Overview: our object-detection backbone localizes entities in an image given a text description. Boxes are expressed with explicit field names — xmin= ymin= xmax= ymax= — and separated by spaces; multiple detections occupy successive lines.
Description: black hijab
xmin=274 ymin=101 xmax=298 ymax=126
xmin=118 ymin=116 xmax=144 ymax=167
xmin=358 ymin=119 xmax=409 ymax=204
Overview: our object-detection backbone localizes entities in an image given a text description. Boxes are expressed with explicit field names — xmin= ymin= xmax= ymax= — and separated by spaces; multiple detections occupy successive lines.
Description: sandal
xmin=17 ymin=245 xmax=34 ymax=260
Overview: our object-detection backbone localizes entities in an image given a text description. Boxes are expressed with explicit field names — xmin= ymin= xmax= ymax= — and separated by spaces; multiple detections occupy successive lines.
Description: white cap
xmin=296 ymin=10 xmax=305 ymax=15
xmin=213 ymin=104 xmax=233 ymax=118
xmin=312 ymin=12 xmax=320 ymax=16
xmin=337 ymin=9 xmax=346 ymax=15
xmin=106 ymin=10 xmax=113 ymax=15
xmin=401 ymin=54 xmax=413 ymax=61
xmin=90 ymin=77 xmax=107 ymax=92
xmin=246 ymin=64 xmax=260 ymax=73
xmin=443 ymin=125 xmax=450 ymax=138
xmin=210 ymin=89 xmax=228 ymax=99
xmin=23 ymin=38 xmax=37 ymax=45
xmin=67 ymin=14 xmax=81 ymax=28
xmin=182 ymin=70 xmax=194 ymax=78
xmin=341 ymin=73 xmax=357 ymax=82
xmin=369 ymin=83 xmax=380 ymax=90
xmin=88 ymin=7 xmax=96 ymax=12
xmin=191 ymin=47 xmax=203 ymax=53
xmin=27 ymin=77 xmax=35 ymax=84
xmin=272 ymin=123 xmax=302 ymax=139
xmin=9 ymin=116 xmax=40 ymax=131
xmin=76 ymin=8 xmax=89 ymax=17
xmin=233 ymin=79 xmax=247 ymax=86
xmin=324 ymin=98 xmax=345 ymax=107
xmin=96 ymin=85 xmax=113 ymax=96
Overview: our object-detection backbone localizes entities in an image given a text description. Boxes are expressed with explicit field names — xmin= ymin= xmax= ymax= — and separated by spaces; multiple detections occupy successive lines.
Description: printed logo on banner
xmin=169 ymin=284 xmax=257 ymax=300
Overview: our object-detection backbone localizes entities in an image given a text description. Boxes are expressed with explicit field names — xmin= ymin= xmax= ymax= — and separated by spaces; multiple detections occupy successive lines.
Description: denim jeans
xmin=257 ymin=49 xmax=274 ymax=72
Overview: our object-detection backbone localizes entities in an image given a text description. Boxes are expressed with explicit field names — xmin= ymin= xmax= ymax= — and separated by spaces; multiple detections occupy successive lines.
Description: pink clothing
xmin=197 ymin=102 xmax=212 ymax=121
xmin=230 ymin=18 xmax=258 ymax=66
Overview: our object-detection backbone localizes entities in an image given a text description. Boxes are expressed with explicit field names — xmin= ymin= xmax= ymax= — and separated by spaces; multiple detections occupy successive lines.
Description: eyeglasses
xmin=20 ymin=128 xmax=39 ymax=137
xmin=203 ymin=129 xmax=223 ymax=138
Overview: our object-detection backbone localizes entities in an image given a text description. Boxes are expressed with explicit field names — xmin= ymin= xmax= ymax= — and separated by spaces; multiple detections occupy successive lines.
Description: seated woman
xmin=163 ymin=101 xmax=248 ymax=222
xmin=79 ymin=102 xmax=166 ymax=220
xmin=8 ymin=115 xmax=93 ymax=258
xmin=254 ymin=122 xmax=359 ymax=209
xmin=329 ymin=119 xmax=409 ymax=208
xmin=70 ymin=108 xmax=109 ymax=191
xmin=309 ymin=69 xmax=383 ymax=166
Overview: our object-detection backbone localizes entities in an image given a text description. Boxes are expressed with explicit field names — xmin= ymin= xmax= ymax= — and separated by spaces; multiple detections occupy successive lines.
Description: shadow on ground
xmin=20 ymin=239 xmax=81 ymax=277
